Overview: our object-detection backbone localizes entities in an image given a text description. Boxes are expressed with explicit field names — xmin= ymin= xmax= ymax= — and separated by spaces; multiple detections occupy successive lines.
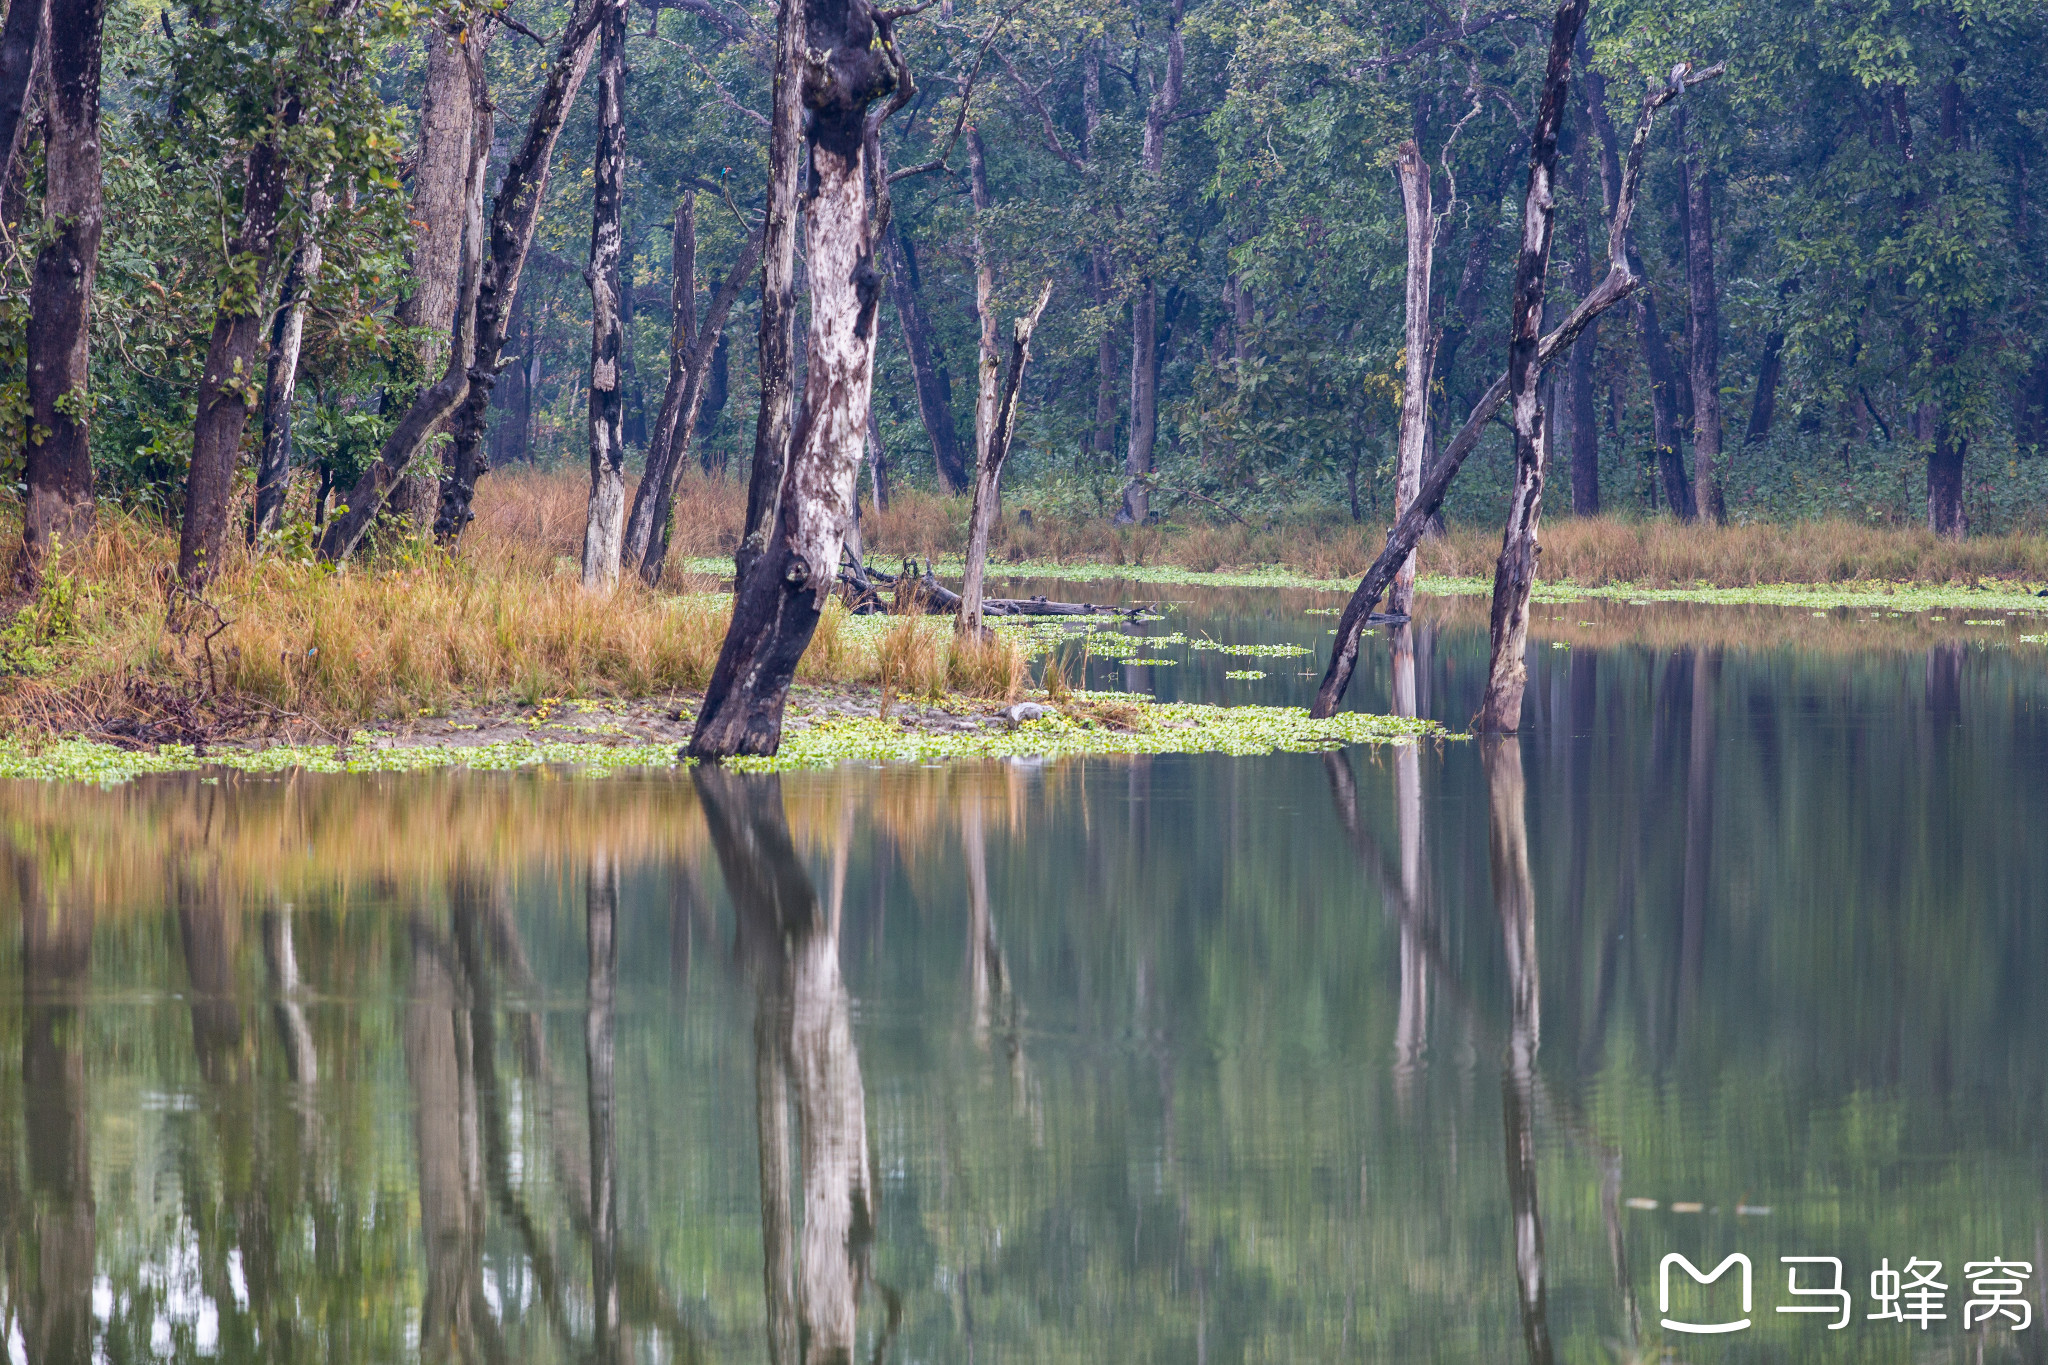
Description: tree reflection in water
xmin=697 ymin=766 xmax=895 ymax=1365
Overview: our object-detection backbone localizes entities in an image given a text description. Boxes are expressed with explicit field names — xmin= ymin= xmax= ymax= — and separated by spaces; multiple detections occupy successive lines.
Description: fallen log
xmin=838 ymin=559 xmax=1149 ymax=618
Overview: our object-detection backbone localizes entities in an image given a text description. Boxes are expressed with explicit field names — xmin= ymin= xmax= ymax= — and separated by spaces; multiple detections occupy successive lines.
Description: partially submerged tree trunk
xmin=1115 ymin=0 xmax=1184 ymax=526
xmin=734 ymin=0 xmax=807 ymax=581
xmin=1679 ymin=111 xmax=1725 ymax=523
xmin=251 ymin=207 xmax=327 ymax=539
xmin=429 ymin=0 xmax=603 ymax=544
xmin=1388 ymin=141 xmax=1432 ymax=618
xmin=883 ymin=224 xmax=970 ymax=492
xmin=16 ymin=0 xmax=105 ymax=583
xmin=1308 ymin=61 xmax=1723 ymax=719
xmin=687 ymin=0 xmax=896 ymax=758
xmin=581 ymin=0 xmax=629 ymax=591
xmin=625 ymin=194 xmax=764 ymax=585
xmin=958 ymin=279 xmax=1052 ymax=635
xmin=1471 ymin=0 xmax=1591 ymax=735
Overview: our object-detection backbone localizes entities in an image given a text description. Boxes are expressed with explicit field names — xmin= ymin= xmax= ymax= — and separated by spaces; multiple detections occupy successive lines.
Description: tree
xmin=16 ymin=0 xmax=107 ymax=583
xmin=1115 ymin=0 xmax=1185 ymax=526
xmin=581 ymin=0 xmax=631 ymax=590
xmin=958 ymin=278 xmax=1052 ymax=635
xmin=687 ymin=0 xmax=902 ymax=758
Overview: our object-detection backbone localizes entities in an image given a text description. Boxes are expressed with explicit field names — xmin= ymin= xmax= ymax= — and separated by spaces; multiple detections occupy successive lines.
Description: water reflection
xmin=0 ymin=604 xmax=2044 ymax=1362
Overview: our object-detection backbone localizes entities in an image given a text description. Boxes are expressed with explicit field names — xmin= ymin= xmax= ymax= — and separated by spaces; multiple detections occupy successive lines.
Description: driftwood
xmin=837 ymin=557 xmax=1147 ymax=619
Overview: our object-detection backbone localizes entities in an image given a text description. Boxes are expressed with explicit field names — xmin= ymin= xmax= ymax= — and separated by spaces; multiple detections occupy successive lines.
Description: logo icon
xmin=1661 ymin=1253 xmax=1753 ymax=1334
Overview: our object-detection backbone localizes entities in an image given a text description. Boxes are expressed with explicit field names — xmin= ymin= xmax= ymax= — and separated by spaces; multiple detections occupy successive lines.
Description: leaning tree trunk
xmin=580 ymin=0 xmax=629 ymax=592
xmin=1679 ymin=111 xmax=1725 ymax=524
xmin=624 ymin=195 xmax=763 ymax=583
xmin=958 ymin=280 xmax=1053 ymax=635
xmin=1472 ymin=0 xmax=1591 ymax=735
xmin=1388 ymin=140 xmax=1432 ymax=618
xmin=428 ymin=0 xmax=602 ymax=544
xmin=16 ymin=0 xmax=105 ymax=583
xmin=734 ymin=0 xmax=807 ymax=582
xmin=883 ymin=225 xmax=970 ymax=492
xmin=1307 ymin=63 xmax=1724 ymax=719
xmin=319 ymin=32 xmax=497 ymax=563
xmin=687 ymin=0 xmax=895 ymax=758
xmin=1115 ymin=0 xmax=1183 ymax=526
xmin=251 ymin=208 xmax=327 ymax=539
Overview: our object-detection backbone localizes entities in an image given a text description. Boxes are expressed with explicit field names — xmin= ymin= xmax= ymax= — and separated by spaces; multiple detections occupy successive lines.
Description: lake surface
xmin=3 ymin=588 xmax=2047 ymax=1363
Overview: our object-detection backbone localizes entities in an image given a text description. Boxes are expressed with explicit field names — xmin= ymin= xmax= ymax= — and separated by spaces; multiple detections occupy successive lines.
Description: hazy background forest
xmin=16 ymin=0 xmax=2048 ymax=555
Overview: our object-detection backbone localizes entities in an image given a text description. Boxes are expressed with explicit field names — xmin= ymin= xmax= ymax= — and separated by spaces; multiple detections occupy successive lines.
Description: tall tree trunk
xmin=16 ymin=0 xmax=104 ymax=582
xmin=735 ymin=0 xmax=807 ymax=581
xmin=488 ymin=292 xmax=533 ymax=467
xmin=958 ymin=280 xmax=1052 ymax=634
xmin=1473 ymin=0 xmax=1590 ymax=735
xmin=427 ymin=0 xmax=603 ymax=545
xmin=179 ymin=113 xmax=302 ymax=581
xmin=1579 ymin=55 xmax=1694 ymax=520
xmin=1308 ymin=63 xmax=1721 ymax=720
xmin=1389 ymin=141 xmax=1432 ymax=617
xmin=1091 ymin=253 xmax=1120 ymax=460
xmin=394 ymin=17 xmax=480 ymax=531
xmin=1679 ymin=112 xmax=1725 ymax=523
xmin=1926 ymin=73 xmax=1971 ymax=540
xmin=251 ymin=208 xmax=326 ymax=539
xmin=1115 ymin=0 xmax=1184 ymax=525
xmin=628 ymin=204 xmax=764 ymax=586
xmin=322 ymin=26 xmax=501 ymax=562
xmin=701 ymin=330 xmax=730 ymax=469
xmin=687 ymin=0 xmax=894 ymax=758
xmin=1566 ymin=140 xmax=1600 ymax=516
xmin=581 ymin=0 xmax=629 ymax=591
xmin=883 ymin=225 xmax=970 ymax=491
xmin=968 ymin=128 xmax=1000 ymax=470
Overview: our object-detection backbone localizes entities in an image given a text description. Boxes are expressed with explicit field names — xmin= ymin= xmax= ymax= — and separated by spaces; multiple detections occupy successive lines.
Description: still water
xmin=3 ymin=590 xmax=2046 ymax=1364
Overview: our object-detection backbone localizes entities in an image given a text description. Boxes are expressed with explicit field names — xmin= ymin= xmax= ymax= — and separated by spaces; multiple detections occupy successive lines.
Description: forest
xmin=3 ymin=0 xmax=2047 ymax=753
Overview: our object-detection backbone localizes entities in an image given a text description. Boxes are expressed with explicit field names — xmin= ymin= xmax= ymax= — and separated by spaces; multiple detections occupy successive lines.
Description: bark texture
xmin=581 ymin=0 xmax=629 ymax=591
xmin=884 ymin=224 xmax=970 ymax=491
xmin=958 ymin=279 xmax=1052 ymax=634
xmin=968 ymin=127 xmax=1000 ymax=468
xmin=1115 ymin=0 xmax=1184 ymax=526
xmin=429 ymin=1 xmax=603 ymax=543
xmin=1472 ymin=0 xmax=1590 ymax=735
xmin=18 ymin=0 xmax=104 ymax=580
xmin=735 ymin=0 xmax=807 ymax=581
xmin=688 ymin=0 xmax=893 ymax=757
xmin=1679 ymin=112 xmax=1725 ymax=523
xmin=0 ymin=0 xmax=44 ymax=203
xmin=1389 ymin=141 xmax=1432 ymax=617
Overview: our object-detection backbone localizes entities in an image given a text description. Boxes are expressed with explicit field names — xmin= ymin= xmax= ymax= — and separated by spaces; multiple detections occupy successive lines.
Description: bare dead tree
xmin=1308 ymin=59 xmax=1726 ymax=720
xmin=1470 ymin=0 xmax=1592 ymax=734
xmin=1388 ymin=140 xmax=1432 ymax=617
xmin=957 ymin=278 xmax=1053 ymax=635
